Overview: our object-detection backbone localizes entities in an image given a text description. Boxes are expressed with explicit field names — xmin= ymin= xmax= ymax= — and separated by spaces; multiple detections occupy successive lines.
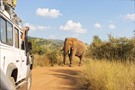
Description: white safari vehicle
xmin=0 ymin=0 xmax=34 ymax=90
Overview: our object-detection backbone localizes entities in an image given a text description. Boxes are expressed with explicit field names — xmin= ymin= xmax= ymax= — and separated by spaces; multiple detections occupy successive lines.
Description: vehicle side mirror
xmin=28 ymin=42 xmax=32 ymax=51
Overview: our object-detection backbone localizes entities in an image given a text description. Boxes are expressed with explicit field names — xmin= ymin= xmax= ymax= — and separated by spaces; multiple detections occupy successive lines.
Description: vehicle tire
xmin=10 ymin=77 xmax=16 ymax=88
xmin=26 ymin=71 xmax=32 ymax=90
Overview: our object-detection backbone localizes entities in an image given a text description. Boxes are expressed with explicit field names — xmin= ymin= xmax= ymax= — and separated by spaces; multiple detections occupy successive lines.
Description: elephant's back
xmin=77 ymin=40 xmax=86 ymax=49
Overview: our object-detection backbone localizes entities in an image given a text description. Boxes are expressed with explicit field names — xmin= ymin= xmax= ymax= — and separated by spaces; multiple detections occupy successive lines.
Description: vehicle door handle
xmin=16 ymin=60 xmax=19 ymax=62
xmin=22 ymin=60 xmax=25 ymax=62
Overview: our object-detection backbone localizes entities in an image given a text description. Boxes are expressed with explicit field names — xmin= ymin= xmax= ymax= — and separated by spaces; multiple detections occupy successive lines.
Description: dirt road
xmin=31 ymin=66 xmax=84 ymax=90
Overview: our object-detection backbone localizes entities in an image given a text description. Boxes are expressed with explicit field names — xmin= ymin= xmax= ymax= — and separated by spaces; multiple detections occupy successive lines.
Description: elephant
xmin=63 ymin=38 xmax=86 ymax=67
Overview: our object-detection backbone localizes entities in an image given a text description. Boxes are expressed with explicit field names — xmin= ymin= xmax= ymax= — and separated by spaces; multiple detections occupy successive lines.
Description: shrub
xmin=87 ymin=35 xmax=135 ymax=62
xmin=33 ymin=54 xmax=50 ymax=67
xmin=33 ymin=47 xmax=63 ymax=67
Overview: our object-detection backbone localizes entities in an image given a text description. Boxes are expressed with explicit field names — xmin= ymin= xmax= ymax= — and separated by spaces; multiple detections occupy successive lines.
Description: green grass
xmin=76 ymin=59 xmax=135 ymax=90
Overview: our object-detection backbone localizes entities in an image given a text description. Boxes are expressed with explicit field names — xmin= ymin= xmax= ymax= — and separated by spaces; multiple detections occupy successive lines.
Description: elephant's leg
xmin=68 ymin=54 xmax=71 ymax=65
xmin=69 ymin=55 xmax=73 ymax=67
xmin=79 ymin=52 xmax=85 ymax=66
xmin=69 ymin=50 xmax=75 ymax=67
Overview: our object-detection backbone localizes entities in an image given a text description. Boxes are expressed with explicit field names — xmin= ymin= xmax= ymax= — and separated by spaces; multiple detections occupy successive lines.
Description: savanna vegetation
xmin=28 ymin=37 xmax=64 ymax=67
xmin=76 ymin=59 xmax=135 ymax=90
xmin=29 ymin=35 xmax=135 ymax=90
xmin=86 ymin=34 xmax=135 ymax=61
xmin=77 ymin=34 xmax=135 ymax=90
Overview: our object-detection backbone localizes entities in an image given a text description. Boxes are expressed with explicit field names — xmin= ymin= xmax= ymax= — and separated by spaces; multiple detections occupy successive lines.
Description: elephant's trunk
xmin=63 ymin=47 xmax=67 ymax=65
xmin=63 ymin=48 xmax=66 ymax=65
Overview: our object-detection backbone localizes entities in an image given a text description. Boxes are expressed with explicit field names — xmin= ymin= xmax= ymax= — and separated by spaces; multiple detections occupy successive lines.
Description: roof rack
xmin=0 ymin=0 xmax=23 ymax=29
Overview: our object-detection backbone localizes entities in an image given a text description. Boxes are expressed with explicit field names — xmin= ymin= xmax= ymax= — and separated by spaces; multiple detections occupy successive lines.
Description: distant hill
xmin=47 ymin=39 xmax=64 ymax=45
xmin=29 ymin=37 xmax=63 ymax=49
xmin=29 ymin=37 xmax=89 ymax=50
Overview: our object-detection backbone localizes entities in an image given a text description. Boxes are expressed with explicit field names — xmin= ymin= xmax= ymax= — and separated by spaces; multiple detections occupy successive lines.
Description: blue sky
xmin=15 ymin=0 xmax=135 ymax=44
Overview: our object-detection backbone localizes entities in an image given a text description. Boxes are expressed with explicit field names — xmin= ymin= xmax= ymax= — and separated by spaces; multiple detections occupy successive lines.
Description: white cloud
xmin=24 ymin=23 xmax=36 ymax=31
xmin=94 ymin=23 xmax=101 ymax=28
xmin=60 ymin=20 xmax=87 ymax=33
xmin=109 ymin=24 xmax=116 ymax=29
xmin=122 ymin=13 xmax=135 ymax=21
xmin=48 ymin=35 xmax=56 ymax=39
xmin=37 ymin=26 xmax=50 ymax=30
xmin=36 ymin=8 xmax=62 ymax=18
xmin=109 ymin=20 xmax=113 ymax=23
xmin=24 ymin=23 xmax=50 ymax=31
xmin=72 ymin=34 xmax=79 ymax=38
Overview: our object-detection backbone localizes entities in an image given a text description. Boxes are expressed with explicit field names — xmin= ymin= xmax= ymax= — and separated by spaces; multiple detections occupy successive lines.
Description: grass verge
xmin=76 ymin=59 xmax=135 ymax=90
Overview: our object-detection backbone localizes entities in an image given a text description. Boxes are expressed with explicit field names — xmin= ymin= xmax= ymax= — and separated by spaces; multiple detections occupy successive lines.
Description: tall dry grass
xmin=34 ymin=54 xmax=50 ymax=67
xmin=77 ymin=59 xmax=135 ymax=90
xmin=33 ymin=54 xmax=83 ymax=67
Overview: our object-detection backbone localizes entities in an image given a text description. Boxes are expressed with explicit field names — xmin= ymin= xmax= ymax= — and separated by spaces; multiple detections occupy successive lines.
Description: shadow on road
xmin=50 ymin=69 xmax=81 ymax=90
xmin=51 ymin=69 xmax=79 ymax=75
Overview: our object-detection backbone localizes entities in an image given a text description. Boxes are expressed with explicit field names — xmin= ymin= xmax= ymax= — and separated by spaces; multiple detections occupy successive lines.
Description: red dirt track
xmin=31 ymin=66 xmax=83 ymax=90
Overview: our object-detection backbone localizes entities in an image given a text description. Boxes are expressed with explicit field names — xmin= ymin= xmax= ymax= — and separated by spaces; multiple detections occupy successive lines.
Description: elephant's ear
xmin=71 ymin=40 xmax=77 ymax=50
xmin=69 ymin=40 xmax=72 ymax=45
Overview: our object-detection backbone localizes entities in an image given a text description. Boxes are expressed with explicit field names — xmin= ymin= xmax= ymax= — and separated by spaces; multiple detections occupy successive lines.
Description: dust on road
xmin=31 ymin=66 xmax=84 ymax=90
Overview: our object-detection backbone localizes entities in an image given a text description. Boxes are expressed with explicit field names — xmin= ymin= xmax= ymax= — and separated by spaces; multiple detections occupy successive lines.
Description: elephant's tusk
xmin=68 ymin=50 xmax=70 ymax=54
xmin=68 ymin=47 xmax=70 ymax=54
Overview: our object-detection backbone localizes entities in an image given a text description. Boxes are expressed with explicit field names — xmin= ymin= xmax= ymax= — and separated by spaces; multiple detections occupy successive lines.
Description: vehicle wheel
xmin=10 ymin=77 xmax=16 ymax=88
xmin=26 ymin=71 xmax=32 ymax=90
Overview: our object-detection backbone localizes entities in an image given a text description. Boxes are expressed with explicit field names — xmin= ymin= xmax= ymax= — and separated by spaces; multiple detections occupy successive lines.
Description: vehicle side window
xmin=7 ymin=22 xmax=13 ymax=45
xmin=15 ymin=28 xmax=19 ymax=48
xmin=20 ymin=32 xmax=24 ymax=50
xmin=1 ymin=18 xmax=6 ymax=43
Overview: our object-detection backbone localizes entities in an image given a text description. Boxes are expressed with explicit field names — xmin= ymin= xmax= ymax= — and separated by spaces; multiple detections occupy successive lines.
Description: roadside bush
xmin=47 ymin=49 xmax=61 ymax=66
xmin=33 ymin=47 xmax=63 ymax=67
xmin=29 ymin=39 xmax=52 ymax=55
xmin=34 ymin=54 xmax=50 ymax=67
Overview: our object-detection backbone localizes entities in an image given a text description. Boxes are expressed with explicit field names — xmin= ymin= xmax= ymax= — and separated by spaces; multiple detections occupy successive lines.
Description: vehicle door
xmin=0 ymin=17 xmax=15 ymax=73
xmin=20 ymin=32 xmax=27 ymax=79
xmin=14 ymin=27 xmax=22 ymax=81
